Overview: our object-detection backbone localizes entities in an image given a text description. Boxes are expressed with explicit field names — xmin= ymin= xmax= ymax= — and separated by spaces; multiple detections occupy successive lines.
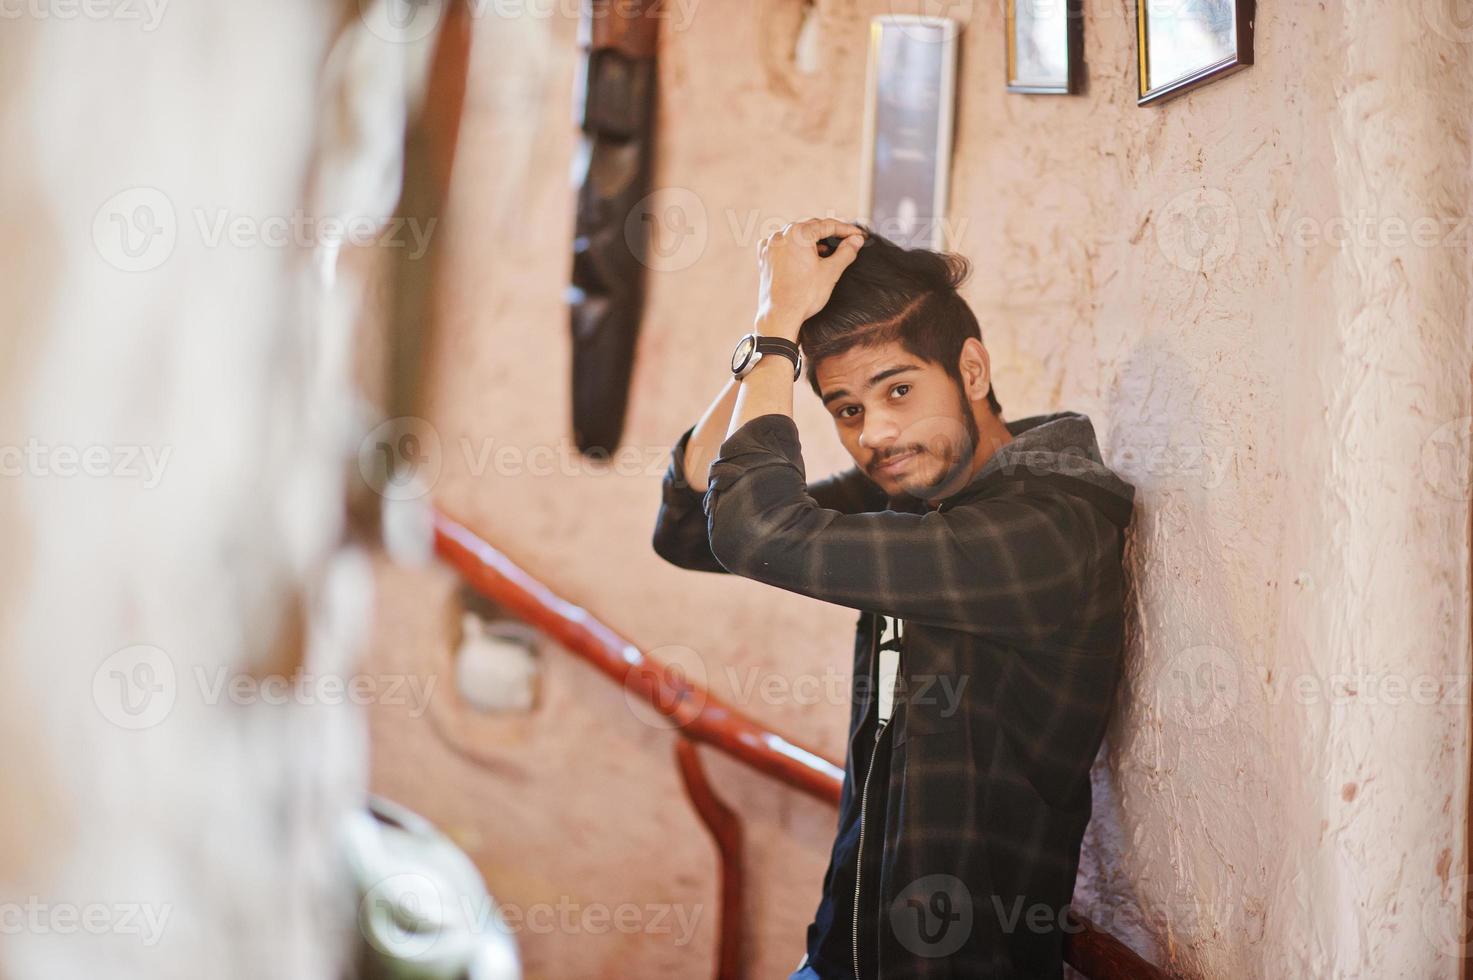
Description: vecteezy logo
xmin=358 ymin=0 xmax=444 ymax=44
xmin=358 ymin=417 xmax=443 ymax=501
xmin=886 ymin=0 xmax=975 ymax=41
xmin=1422 ymin=0 xmax=1473 ymax=43
xmin=93 ymin=644 xmax=177 ymax=730
xmin=1421 ymin=872 xmax=1473 ymax=958
xmin=1157 ymin=644 xmax=1238 ymax=730
xmin=626 ymin=187 xmax=708 ymax=273
xmin=622 ymin=644 xmax=709 ymax=730
xmin=889 ymin=873 xmax=972 ymax=958
xmin=1421 ymin=415 xmax=1473 ymax=502
xmin=359 ymin=872 xmax=443 ymax=959
xmin=1156 ymin=187 xmax=1238 ymax=273
xmin=92 ymin=187 xmax=177 ymax=272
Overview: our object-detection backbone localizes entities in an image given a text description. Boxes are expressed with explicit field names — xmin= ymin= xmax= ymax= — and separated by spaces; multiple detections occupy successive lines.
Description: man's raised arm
xmin=654 ymin=217 xmax=874 ymax=572
xmin=653 ymin=378 xmax=882 ymax=573
xmin=704 ymin=412 xmax=1102 ymax=640
xmin=651 ymin=376 xmax=741 ymax=573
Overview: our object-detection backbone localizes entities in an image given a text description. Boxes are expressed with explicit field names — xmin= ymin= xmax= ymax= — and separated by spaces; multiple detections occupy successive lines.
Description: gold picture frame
xmin=1006 ymin=0 xmax=1083 ymax=95
xmin=1137 ymin=0 xmax=1255 ymax=106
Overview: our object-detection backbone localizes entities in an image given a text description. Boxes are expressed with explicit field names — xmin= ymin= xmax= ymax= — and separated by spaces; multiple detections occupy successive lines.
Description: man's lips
xmin=874 ymin=451 xmax=917 ymax=475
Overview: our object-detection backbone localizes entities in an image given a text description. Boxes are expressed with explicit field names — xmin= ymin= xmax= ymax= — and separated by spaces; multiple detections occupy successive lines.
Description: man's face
xmin=815 ymin=340 xmax=982 ymax=501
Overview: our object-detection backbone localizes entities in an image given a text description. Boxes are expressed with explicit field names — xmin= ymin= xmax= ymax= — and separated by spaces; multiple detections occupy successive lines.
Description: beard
xmin=895 ymin=384 xmax=982 ymax=502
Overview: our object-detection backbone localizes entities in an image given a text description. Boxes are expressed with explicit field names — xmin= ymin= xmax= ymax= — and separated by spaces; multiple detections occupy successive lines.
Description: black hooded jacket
xmin=653 ymin=410 xmax=1135 ymax=979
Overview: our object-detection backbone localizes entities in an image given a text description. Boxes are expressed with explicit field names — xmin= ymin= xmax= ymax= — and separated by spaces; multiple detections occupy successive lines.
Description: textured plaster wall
xmin=366 ymin=1 xmax=1473 ymax=977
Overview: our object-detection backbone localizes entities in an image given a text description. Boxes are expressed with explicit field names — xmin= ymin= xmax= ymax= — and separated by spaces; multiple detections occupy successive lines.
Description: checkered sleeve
xmin=703 ymin=413 xmax=1098 ymax=640
xmin=652 ymin=419 xmax=884 ymax=574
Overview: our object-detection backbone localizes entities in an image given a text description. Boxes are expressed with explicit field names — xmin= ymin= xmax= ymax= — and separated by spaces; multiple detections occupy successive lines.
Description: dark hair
xmin=800 ymin=225 xmax=1002 ymax=417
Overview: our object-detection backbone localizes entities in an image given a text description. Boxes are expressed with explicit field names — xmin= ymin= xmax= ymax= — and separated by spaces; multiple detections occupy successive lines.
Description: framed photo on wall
xmin=859 ymin=15 xmax=960 ymax=251
xmin=1137 ymin=0 xmax=1255 ymax=106
xmin=1006 ymin=0 xmax=1082 ymax=95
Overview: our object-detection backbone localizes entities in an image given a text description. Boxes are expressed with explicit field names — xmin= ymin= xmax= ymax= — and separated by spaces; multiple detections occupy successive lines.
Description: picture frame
xmin=858 ymin=15 xmax=960 ymax=251
xmin=1137 ymin=0 xmax=1255 ymax=106
xmin=1006 ymin=0 xmax=1083 ymax=95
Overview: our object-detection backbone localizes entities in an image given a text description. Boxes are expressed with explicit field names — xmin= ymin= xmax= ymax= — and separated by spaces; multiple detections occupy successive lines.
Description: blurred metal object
xmin=569 ymin=0 xmax=661 ymax=456
xmin=347 ymin=796 xmax=521 ymax=980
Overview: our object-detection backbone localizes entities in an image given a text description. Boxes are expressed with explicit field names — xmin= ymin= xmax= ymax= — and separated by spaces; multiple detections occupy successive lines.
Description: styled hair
xmin=800 ymin=225 xmax=1002 ymax=416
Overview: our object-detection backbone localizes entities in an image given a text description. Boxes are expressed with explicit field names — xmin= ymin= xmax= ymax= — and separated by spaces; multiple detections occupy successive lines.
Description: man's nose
xmin=858 ymin=412 xmax=899 ymax=453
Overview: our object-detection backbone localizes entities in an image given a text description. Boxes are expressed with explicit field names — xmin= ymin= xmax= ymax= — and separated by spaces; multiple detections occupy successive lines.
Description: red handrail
xmin=432 ymin=508 xmax=1167 ymax=980
xmin=436 ymin=511 xmax=844 ymax=804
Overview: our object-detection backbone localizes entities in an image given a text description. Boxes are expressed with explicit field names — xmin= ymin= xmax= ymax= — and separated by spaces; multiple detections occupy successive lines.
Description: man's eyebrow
xmin=820 ymin=363 xmax=922 ymax=406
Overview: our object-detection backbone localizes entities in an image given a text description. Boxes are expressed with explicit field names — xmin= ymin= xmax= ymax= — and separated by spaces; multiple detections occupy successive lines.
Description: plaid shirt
xmin=652 ymin=411 xmax=1134 ymax=979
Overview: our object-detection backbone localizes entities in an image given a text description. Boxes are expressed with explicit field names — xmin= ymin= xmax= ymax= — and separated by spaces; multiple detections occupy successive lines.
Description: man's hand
xmin=754 ymin=218 xmax=867 ymax=340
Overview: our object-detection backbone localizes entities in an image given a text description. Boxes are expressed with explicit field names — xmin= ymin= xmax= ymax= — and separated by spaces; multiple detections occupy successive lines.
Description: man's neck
xmin=973 ymin=409 xmax=1015 ymax=474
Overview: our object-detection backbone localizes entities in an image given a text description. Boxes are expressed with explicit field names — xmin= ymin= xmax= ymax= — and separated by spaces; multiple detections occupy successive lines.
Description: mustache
xmin=870 ymin=447 xmax=925 ymax=471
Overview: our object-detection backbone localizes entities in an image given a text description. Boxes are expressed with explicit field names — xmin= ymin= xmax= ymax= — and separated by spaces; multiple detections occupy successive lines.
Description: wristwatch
xmin=731 ymin=333 xmax=803 ymax=381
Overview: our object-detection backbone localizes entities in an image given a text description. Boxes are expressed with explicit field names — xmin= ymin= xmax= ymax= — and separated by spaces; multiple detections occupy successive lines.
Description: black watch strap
xmin=753 ymin=335 xmax=800 ymax=360
xmin=750 ymin=335 xmax=802 ymax=380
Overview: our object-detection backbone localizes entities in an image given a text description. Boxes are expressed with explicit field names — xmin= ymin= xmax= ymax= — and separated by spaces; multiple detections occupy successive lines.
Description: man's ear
xmin=958 ymin=337 xmax=993 ymax=401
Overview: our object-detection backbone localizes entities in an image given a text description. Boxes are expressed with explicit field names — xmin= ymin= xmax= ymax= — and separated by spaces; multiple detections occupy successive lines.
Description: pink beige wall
xmin=366 ymin=1 xmax=1473 ymax=977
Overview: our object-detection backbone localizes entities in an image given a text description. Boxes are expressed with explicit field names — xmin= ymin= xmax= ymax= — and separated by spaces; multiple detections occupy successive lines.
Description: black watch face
xmin=732 ymin=335 xmax=756 ymax=373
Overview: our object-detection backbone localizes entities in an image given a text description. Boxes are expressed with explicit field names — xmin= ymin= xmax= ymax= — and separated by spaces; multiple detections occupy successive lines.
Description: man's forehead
xmin=816 ymin=343 xmax=925 ymax=401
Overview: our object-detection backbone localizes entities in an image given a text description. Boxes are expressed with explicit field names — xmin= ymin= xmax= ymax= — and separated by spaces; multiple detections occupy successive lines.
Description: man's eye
xmin=892 ymin=384 xmax=911 ymax=398
xmin=838 ymin=405 xmax=859 ymax=419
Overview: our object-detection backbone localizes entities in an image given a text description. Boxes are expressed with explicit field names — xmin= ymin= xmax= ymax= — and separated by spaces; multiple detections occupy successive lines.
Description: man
xmin=651 ymin=219 xmax=1135 ymax=979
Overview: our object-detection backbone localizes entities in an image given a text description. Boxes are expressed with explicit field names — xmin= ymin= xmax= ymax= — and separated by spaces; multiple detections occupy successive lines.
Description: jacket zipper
xmin=852 ymin=714 xmax=888 ymax=979
xmin=853 ymin=613 xmax=887 ymax=980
